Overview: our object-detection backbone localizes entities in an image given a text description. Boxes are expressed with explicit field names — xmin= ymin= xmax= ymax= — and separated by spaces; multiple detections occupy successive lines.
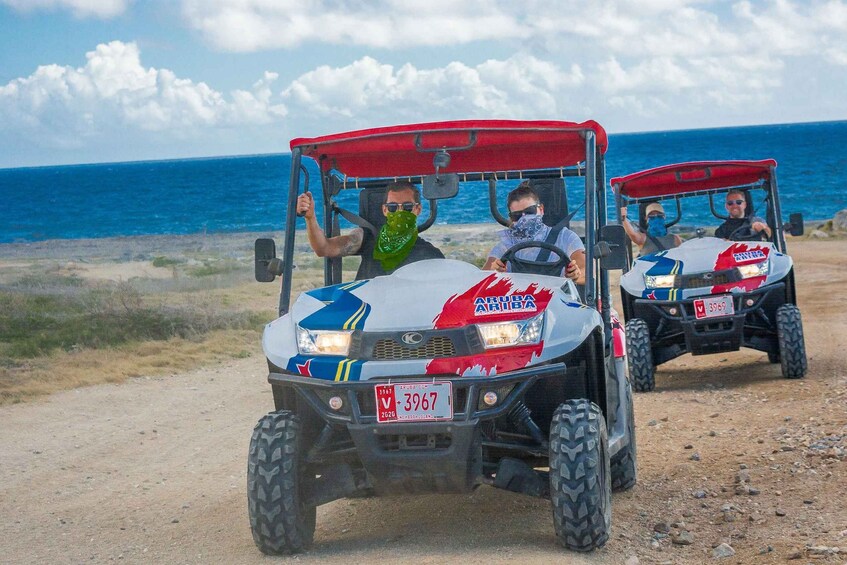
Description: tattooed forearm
xmin=339 ymin=228 xmax=364 ymax=256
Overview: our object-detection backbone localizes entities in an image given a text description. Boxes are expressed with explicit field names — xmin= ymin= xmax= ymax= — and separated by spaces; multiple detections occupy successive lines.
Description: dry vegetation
xmin=0 ymin=238 xmax=274 ymax=404
xmin=0 ymin=224 xmax=496 ymax=405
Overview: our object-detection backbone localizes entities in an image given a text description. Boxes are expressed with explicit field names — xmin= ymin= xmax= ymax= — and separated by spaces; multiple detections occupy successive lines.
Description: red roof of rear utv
xmin=290 ymin=120 xmax=608 ymax=178
xmin=610 ymin=159 xmax=777 ymax=199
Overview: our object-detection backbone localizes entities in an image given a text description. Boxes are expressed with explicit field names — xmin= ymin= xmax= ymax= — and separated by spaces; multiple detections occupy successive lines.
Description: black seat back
xmin=531 ymin=178 xmax=569 ymax=228
xmin=358 ymin=186 xmax=389 ymax=232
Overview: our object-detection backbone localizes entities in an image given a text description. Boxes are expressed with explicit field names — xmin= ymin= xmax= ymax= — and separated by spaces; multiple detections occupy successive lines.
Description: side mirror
xmin=787 ymin=213 xmax=804 ymax=236
xmin=595 ymin=224 xmax=629 ymax=270
xmin=254 ymin=238 xmax=278 ymax=282
xmin=422 ymin=173 xmax=459 ymax=200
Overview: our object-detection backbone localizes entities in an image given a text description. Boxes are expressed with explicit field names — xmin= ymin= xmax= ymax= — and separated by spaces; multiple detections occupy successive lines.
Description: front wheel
xmin=626 ymin=318 xmax=655 ymax=392
xmin=776 ymin=304 xmax=807 ymax=379
xmin=247 ymin=411 xmax=316 ymax=554
xmin=549 ymin=400 xmax=611 ymax=551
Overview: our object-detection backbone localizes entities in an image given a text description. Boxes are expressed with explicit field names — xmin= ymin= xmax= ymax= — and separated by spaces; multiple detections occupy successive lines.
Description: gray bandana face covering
xmin=505 ymin=214 xmax=545 ymax=246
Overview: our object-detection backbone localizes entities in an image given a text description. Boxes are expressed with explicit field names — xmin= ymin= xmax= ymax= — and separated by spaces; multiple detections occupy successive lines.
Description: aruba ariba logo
xmin=732 ymin=250 xmax=766 ymax=262
xmin=474 ymin=294 xmax=538 ymax=316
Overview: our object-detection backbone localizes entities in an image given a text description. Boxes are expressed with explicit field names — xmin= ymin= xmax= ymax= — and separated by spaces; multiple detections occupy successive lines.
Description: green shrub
xmin=152 ymin=256 xmax=181 ymax=268
xmin=187 ymin=260 xmax=240 ymax=277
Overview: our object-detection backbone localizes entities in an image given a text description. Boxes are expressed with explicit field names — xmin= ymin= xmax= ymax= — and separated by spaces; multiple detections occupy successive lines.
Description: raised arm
xmin=297 ymin=192 xmax=364 ymax=258
xmin=620 ymin=207 xmax=646 ymax=247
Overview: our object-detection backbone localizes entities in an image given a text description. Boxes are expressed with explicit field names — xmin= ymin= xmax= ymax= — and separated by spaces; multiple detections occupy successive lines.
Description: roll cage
xmin=276 ymin=119 xmax=622 ymax=344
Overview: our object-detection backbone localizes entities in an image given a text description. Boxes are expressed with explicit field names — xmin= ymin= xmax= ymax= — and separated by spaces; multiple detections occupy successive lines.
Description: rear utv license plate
xmin=374 ymin=382 xmax=453 ymax=423
xmin=694 ymin=295 xmax=735 ymax=320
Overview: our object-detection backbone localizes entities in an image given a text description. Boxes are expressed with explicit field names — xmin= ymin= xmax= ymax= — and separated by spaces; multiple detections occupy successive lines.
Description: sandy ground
xmin=1 ymin=236 xmax=846 ymax=564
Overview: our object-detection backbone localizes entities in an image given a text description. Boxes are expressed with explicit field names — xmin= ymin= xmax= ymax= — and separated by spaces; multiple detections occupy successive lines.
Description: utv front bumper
xmin=630 ymin=282 xmax=786 ymax=365
xmin=268 ymin=363 xmax=565 ymax=496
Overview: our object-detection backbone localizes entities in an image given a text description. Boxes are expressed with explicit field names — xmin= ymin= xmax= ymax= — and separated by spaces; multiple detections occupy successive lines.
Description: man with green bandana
xmin=296 ymin=181 xmax=444 ymax=280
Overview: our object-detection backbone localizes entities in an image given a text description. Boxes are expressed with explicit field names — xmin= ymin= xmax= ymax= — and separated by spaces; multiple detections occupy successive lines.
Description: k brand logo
xmin=703 ymin=273 xmax=713 ymax=280
xmin=401 ymin=332 xmax=423 ymax=345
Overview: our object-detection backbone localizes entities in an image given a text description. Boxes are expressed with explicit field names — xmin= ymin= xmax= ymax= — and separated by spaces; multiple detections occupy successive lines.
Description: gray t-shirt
xmin=489 ymin=225 xmax=584 ymax=272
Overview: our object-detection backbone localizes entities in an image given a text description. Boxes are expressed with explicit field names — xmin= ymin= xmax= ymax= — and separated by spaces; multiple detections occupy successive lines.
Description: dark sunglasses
xmin=385 ymin=202 xmax=417 ymax=213
xmin=508 ymin=204 xmax=539 ymax=222
xmin=647 ymin=213 xmax=665 ymax=219
xmin=726 ymin=199 xmax=745 ymax=206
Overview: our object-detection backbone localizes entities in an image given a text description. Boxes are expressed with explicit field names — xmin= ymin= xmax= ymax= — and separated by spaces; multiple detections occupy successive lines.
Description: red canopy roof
xmin=610 ymin=159 xmax=777 ymax=199
xmin=290 ymin=119 xmax=608 ymax=178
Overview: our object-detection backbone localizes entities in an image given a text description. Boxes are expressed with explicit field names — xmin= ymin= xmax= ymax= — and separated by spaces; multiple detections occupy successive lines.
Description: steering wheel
xmin=728 ymin=219 xmax=763 ymax=241
xmin=500 ymin=240 xmax=571 ymax=276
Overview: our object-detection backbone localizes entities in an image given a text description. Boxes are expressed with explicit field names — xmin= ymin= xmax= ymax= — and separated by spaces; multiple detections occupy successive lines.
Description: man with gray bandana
xmin=483 ymin=181 xmax=585 ymax=284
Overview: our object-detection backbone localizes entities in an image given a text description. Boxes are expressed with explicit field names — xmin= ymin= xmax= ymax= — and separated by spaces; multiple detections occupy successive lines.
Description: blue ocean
xmin=2 ymin=120 xmax=845 ymax=243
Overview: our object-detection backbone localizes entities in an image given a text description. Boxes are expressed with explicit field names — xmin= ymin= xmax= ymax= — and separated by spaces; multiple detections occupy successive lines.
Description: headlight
xmin=477 ymin=312 xmax=544 ymax=349
xmin=644 ymin=274 xmax=676 ymax=289
xmin=737 ymin=261 xmax=769 ymax=279
xmin=296 ymin=325 xmax=352 ymax=356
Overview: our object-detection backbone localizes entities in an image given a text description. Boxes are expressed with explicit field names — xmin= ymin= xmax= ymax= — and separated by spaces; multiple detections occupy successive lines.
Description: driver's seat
xmin=532 ymin=177 xmax=570 ymax=228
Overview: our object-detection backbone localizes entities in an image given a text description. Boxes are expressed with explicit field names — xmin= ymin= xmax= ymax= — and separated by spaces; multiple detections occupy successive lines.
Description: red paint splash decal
xmin=712 ymin=243 xmax=770 ymax=293
xmin=425 ymin=343 xmax=544 ymax=376
xmin=426 ymin=273 xmax=553 ymax=376
xmin=432 ymin=273 xmax=554 ymax=329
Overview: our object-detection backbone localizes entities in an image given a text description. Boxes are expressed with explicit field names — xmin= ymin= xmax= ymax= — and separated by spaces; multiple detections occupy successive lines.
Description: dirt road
xmin=1 ymin=239 xmax=845 ymax=564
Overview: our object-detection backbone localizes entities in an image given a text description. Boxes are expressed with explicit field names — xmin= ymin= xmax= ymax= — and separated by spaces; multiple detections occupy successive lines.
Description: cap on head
xmin=645 ymin=202 xmax=665 ymax=217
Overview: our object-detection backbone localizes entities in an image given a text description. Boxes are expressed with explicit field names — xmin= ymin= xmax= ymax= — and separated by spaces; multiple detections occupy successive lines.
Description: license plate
xmin=374 ymin=382 xmax=453 ymax=423
xmin=693 ymin=295 xmax=735 ymax=320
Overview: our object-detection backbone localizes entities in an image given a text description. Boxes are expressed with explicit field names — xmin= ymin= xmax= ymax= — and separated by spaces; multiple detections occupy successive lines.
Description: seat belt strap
xmin=536 ymin=226 xmax=563 ymax=263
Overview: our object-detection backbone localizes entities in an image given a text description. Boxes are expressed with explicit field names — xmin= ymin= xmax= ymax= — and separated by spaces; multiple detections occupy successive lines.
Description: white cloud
xmin=181 ymin=0 xmax=523 ymax=51
xmin=0 ymin=41 xmax=287 ymax=150
xmin=0 ymin=0 xmax=128 ymax=18
xmin=280 ymin=55 xmax=585 ymax=131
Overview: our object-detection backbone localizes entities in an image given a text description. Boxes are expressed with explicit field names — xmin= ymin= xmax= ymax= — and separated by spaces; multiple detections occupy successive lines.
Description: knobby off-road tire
xmin=610 ymin=379 xmax=637 ymax=492
xmin=626 ymin=318 xmax=655 ymax=392
xmin=549 ymin=400 xmax=612 ymax=552
xmin=247 ymin=411 xmax=316 ymax=555
xmin=776 ymin=304 xmax=807 ymax=379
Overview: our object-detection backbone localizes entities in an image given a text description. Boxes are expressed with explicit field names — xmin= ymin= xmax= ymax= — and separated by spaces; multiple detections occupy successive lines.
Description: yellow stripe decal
xmin=349 ymin=303 xmax=368 ymax=329
xmin=342 ymin=302 xmax=365 ymax=330
xmin=343 ymin=359 xmax=354 ymax=381
xmin=334 ymin=360 xmax=346 ymax=381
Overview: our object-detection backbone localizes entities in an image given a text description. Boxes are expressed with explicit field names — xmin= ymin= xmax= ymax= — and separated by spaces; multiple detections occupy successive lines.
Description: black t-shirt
xmin=715 ymin=216 xmax=767 ymax=241
xmin=355 ymin=230 xmax=445 ymax=280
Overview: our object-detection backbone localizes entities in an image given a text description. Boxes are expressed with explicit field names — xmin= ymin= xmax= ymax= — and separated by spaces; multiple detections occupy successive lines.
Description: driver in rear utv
xmin=483 ymin=181 xmax=585 ymax=284
xmin=714 ymin=189 xmax=772 ymax=241
xmin=296 ymin=180 xmax=444 ymax=279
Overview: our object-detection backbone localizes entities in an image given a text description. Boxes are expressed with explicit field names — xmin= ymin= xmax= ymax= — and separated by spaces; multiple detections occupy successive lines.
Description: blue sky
xmin=1 ymin=0 xmax=846 ymax=168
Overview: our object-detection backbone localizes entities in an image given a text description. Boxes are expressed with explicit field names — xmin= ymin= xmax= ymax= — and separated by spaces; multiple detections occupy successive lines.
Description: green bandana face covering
xmin=373 ymin=210 xmax=418 ymax=271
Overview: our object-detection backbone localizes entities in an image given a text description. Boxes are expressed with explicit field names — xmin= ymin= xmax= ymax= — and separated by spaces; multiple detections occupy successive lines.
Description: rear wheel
xmin=549 ymin=400 xmax=611 ymax=551
xmin=247 ymin=411 xmax=316 ymax=555
xmin=626 ymin=319 xmax=655 ymax=392
xmin=776 ymin=304 xmax=807 ymax=379
xmin=610 ymin=379 xmax=637 ymax=492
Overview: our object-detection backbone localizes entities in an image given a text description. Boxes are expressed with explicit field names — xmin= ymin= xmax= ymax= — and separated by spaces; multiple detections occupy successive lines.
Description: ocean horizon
xmin=2 ymin=120 xmax=846 ymax=244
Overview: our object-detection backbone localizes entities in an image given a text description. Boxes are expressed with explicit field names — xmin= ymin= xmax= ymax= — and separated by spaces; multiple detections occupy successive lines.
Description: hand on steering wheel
xmin=500 ymin=240 xmax=571 ymax=278
xmin=728 ymin=219 xmax=762 ymax=241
